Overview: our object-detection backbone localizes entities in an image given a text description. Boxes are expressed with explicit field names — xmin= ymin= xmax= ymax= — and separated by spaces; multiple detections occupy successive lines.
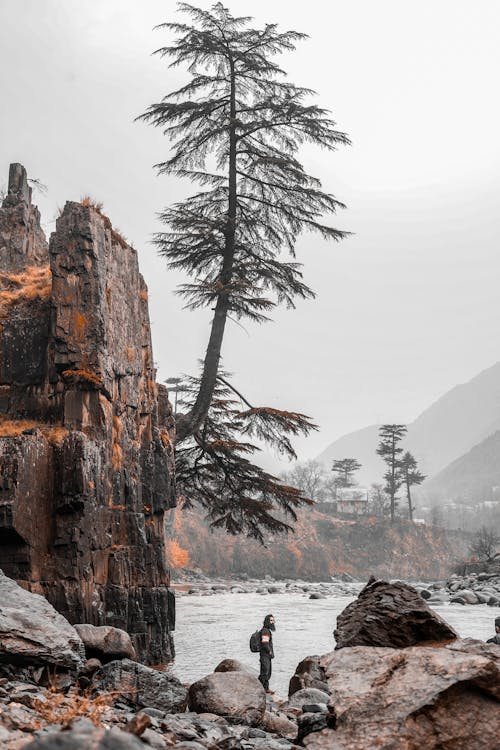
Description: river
xmin=172 ymin=589 xmax=500 ymax=697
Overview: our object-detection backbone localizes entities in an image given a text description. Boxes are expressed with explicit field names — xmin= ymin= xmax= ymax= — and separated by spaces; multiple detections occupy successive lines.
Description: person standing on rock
xmin=258 ymin=614 xmax=276 ymax=693
xmin=486 ymin=617 xmax=500 ymax=645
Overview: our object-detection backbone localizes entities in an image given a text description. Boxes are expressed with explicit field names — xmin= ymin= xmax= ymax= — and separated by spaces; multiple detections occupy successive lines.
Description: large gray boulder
xmin=0 ymin=570 xmax=84 ymax=669
xmin=24 ymin=718 xmax=144 ymax=749
xmin=334 ymin=578 xmax=457 ymax=649
xmin=288 ymin=688 xmax=330 ymax=710
xmin=188 ymin=671 xmax=266 ymax=725
xmin=288 ymin=655 xmax=329 ymax=697
xmin=93 ymin=658 xmax=187 ymax=713
xmin=214 ymin=658 xmax=256 ymax=675
xmin=303 ymin=639 xmax=500 ymax=749
xmin=74 ymin=623 xmax=135 ymax=662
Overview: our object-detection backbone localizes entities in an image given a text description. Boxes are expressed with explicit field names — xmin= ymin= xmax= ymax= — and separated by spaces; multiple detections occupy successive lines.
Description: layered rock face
xmin=0 ymin=164 xmax=176 ymax=664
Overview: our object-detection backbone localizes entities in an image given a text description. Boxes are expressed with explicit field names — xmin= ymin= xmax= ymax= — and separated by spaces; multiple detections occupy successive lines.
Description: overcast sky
xmin=1 ymin=1 xmax=499 ymax=470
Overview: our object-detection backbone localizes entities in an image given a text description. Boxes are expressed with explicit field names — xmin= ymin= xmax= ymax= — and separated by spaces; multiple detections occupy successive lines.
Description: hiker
xmin=486 ymin=616 xmax=500 ymax=645
xmin=258 ymin=614 xmax=275 ymax=692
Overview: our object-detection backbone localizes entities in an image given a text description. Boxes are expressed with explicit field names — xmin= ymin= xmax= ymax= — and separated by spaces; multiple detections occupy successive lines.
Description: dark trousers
xmin=259 ymin=652 xmax=272 ymax=690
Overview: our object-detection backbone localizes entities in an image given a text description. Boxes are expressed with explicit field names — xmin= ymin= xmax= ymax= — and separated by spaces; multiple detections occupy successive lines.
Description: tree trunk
xmin=406 ymin=477 xmax=413 ymax=521
xmin=176 ymin=58 xmax=237 ymax=444
xmin=390 ymin=436 xmax=395 ymax=523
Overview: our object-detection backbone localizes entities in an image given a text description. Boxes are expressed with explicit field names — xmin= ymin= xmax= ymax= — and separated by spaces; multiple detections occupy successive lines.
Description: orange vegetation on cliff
xmin=166 ymin=539 xmax=190 ymax=569
xmin=0 ymin=419 xmax=39 ymax=437
xmin=80 ymin=196 xmax=128 ymax=249
xmin=61 ymin=369 xmax=103 ymax=389
xmin=0 ymin=419 xmax=68 ymax=445
xmin=0 ymin=265 xmax=51 ymax=318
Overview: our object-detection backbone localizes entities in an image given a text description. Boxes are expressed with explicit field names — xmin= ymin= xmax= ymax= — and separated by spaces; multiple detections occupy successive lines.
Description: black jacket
xmin=259 ymin=627 xmax=274 ymax=658
xmin=487 ymin=634 xmax=500 ymax=645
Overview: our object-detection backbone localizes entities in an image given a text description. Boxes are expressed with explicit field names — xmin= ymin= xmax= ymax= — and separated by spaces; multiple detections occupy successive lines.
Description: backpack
xmin=249 ymin=629 xmax=261 ymax=653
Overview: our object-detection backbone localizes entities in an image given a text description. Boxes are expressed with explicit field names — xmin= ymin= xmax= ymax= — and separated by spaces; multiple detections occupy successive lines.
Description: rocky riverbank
xmin=174 ymin=568 xmax=500 ymax=608
xmin=416 ymin=570 xmax=500 ymax=607
xmin=172 ymin=573 xmax=362 ymax=600
xmin=1 ymin=571 xmax=500 ymax=748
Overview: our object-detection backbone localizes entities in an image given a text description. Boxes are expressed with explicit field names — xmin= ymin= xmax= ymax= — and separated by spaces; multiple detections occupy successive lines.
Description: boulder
xmin=93 ymin=658 xmax=187 ymax=713
xmin=288 ymin=688 xmax=330 ymax=710
xmin=303 ymin=639 xmax=500 ymax=749
xmin=23 ymin=719 xmax=144 ymax=749
xmin=214 ymin=658 xmax=255 ymax=674
xmin=260 ymin=710 xmax=297 ymax=739
xmin=458 ymin=589 xmax=479 ymax=604
xmin=334 ymin=578 xmax=457 ymax=649
xmin=0 ymin=570 xmax=84 ymax=669
xmin=188 ymin=671 xmax=266 ymax=725
xmin=74 ymin=624 xmax=135 ymax=662
xmin=288 ymin=655 xmax=329 ymax=697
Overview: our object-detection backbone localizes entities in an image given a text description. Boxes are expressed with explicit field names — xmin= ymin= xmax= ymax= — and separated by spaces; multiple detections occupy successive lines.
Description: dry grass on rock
xmin=0 ymin=265 xmax=52 ymax=318
xmin=32 ymin=688 xmax=113 ymax=728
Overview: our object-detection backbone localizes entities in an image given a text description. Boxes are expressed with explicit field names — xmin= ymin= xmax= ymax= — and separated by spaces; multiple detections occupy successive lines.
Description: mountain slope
xmin=316 ymin=424 xmax=383 ymax=486
xmin=317 ymin=360 xmax=500 ymax=486
xmin=425 ymin=430 xmax=500 ymax=501
xmin=407 ymin=360 xmax=500 ymax=477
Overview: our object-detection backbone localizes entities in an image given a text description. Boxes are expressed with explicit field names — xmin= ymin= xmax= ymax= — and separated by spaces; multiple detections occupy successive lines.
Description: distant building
xmin=336 ymin=487 xmax=369 ymax=515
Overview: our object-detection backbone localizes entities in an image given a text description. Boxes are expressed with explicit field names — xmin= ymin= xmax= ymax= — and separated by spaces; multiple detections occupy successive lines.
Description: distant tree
xmin=331 ymin=458 xmax=362 ymax=489
xmin=376 ymin=424 xmax=407 ymax=522
xmin=138 ymin=2 xmax=349 ymax=540
xmin=281 ymin=460 xmax=327 ymax=502
xmin=369 ymin=482 xmax=388 ymax=517
xmin=400 ymin=451 xmax=426 ymax=521
xmin=469 ymin=526 xmax=500 ymax=562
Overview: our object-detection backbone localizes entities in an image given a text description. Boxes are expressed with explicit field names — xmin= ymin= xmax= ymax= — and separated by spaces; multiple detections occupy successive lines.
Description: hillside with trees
xmin=170 ymin=506 xmax=468 ymax=581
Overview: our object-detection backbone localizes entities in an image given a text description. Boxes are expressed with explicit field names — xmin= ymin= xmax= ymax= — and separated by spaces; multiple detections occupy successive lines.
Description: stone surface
xmin=93 ymin=659 xmax=188 ymax=713
xmin=188 ymin=671 xmax=266 ymax=725
xmin=74 ymin=624 xmax=135 ymax=662
xmin=303 ymin=639 xmax=500 ymax=750
xmin=334 ymin=578 xmax=457 ymax=649
xmin=124 ymin=711 xmax=151 ymax=736
xmin=287 ymin=689 xmax=330 ymax=710
xmin=23 ymin=718 xmax=145 ymax=749
xmin=214 ymin=658 xmax=255 ymax=674
xmin=0 ymin=164 xmax=176 ymax=664
xmin=0 ymin=570 xmax=84 ymax=669
xmin=288 ymin=655 xmax=328 ymax=697
xmin=260 ymin=710 xmax=297 ymax=739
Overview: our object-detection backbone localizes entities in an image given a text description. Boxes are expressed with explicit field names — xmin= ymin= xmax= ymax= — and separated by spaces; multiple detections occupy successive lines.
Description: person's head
xmin=263 ymin=614 xmax=276 ymax=631
xmin=495 ymin=617 xmax=500 ymax=633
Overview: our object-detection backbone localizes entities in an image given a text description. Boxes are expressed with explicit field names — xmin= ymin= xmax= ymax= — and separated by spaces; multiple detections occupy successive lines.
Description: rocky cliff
xmin=0 ymin=163 xmax=176 ymax=664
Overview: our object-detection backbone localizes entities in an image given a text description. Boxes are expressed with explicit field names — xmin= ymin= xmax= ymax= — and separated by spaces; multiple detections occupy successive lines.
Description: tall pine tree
xmin=376 ymin=424 xmax=407 ymax=522
xmin=138 ymin=3 xmax=349 ymax=541
xmin=400 ymin=451 xmax=426 ymax=521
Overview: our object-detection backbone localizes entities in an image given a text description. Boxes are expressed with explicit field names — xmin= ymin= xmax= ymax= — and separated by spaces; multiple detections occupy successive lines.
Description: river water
xmin=172 ymin=589 xmax=500 ymax=697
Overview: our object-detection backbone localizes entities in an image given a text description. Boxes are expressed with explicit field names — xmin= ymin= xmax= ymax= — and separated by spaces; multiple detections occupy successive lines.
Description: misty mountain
xmin=424 ymin=430 xmax=500 ymax=502
xmin=317 ymin=360 xmax=500 ymax=486
xmin=316 ymin=424 xmax=384 ymax=486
